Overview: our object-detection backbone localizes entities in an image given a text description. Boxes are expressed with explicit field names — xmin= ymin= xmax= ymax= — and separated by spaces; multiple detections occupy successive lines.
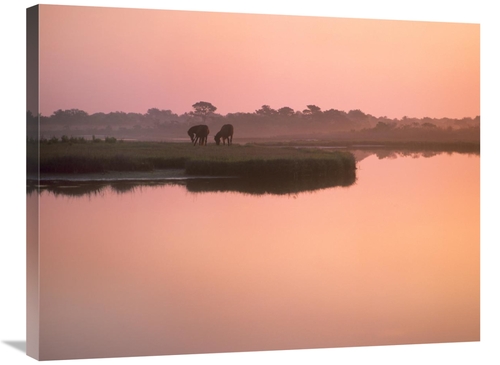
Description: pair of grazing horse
xmin=187 ymin=124 xmax=233 ymax=146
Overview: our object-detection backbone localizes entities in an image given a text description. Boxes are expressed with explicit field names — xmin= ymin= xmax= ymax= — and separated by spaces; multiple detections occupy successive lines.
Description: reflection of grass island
xmin=28 ymin=140 xmax=357 ymax=182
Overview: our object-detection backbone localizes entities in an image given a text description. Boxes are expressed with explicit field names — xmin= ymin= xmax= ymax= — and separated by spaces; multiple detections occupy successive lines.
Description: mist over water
xmin=33 ymin=152 xmax=479 ymax=360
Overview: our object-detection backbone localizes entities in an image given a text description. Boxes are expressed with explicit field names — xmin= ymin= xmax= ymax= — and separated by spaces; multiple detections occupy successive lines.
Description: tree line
xmin=27 ymin=101 xmax=480 ymax=142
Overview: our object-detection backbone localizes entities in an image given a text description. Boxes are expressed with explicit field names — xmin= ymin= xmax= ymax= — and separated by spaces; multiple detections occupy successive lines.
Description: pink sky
xmin=39 ymin=5 xmax=479 ymax=119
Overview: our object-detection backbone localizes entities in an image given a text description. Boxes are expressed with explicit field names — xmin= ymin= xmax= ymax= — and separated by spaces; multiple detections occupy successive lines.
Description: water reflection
xmin=28 ymin=181 xmax=163 ymax=197
xmin=184 ymin=172 xmax=355 ymax=195
xmin=28 ymin=149 xmax=479 ymax=198
xmin=31 ymin=152 xmax=479 ymax=360
xmin=351 ymin=148 xmax=479 ymax=162
xmin=28 ymin=171 xmax=356 ymax=197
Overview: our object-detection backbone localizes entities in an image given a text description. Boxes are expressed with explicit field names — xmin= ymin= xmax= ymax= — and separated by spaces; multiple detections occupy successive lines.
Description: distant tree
xmin=347 ymin=109 xmax=367 ymax=119
xmin=53 ymin=109 xmax=88 ymax=118
xmin=89 ymin=112 xmax=107 ymax=125
xmin=302 ymin=105 xmax=322 ymax=116
xmin=255 ymin=105 xmax=277 ymax=116
xmin=324 ymin=108 xmax=347 ymax=119
xmin=323 ymin=108 xmax=350 ymax=128
xmin=146 ymin=108 xmax=175 ymax=128
xmin=146 ymin=108 xmax=173 ymax=120
xmin=421 ymin=117 xmax=434 ymax=124
xmin=190 ymin=101 xmax=217 ymax=123
xmin=374 ymin=121 xmax=395 ymax=131
xmin=51 ymin=109 xmax=89 ymax=122
xmin=277 ymin=106 xmax=295 ymax=117
xmin=106 ymin=111 xmax=129 ymax=125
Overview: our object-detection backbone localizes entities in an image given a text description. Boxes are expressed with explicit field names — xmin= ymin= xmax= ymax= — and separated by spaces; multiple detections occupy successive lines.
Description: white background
xmin=1 ymin=1 xmax=498 ymax=364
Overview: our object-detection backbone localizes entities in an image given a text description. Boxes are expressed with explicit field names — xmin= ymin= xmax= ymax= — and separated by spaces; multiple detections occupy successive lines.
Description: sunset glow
xmin=38 ymin=5 xmax=479 ymax=119
xmin=28 ymin=6 xmax=481 ymax=360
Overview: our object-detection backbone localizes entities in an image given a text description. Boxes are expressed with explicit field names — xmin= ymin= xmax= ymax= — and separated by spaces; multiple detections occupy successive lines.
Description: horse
xmin=187 ymin=125 xmax=210 ymax=146
xmin=214 ymin=124 xmax=234 ymax=146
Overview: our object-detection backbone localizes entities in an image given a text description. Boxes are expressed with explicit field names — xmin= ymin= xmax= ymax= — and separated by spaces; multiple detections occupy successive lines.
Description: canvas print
xmin=26 ymin=4 xmax=479 ymax=361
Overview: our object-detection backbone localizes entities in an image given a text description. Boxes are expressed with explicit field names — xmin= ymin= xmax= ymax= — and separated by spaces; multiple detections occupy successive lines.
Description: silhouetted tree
xmin=190 ymin=101 xmax=217 ymax=123
xmin=51 ymin=109 xmax=89 ymax=123
xmin=347 ymin=109 xmax=367 ymax=119
xmin=324 ymin=108 xmax=347 ymax=119
xmin=146 ymin=108 xmax=173 ymax=120
xmin=255 ymin=105 xmax=277 ymax=116
xmin=302 ymin=105 xmax=322 ymax=117
xmin=278 ymin=106 xmax=295 ymax=117
xmin=106 ymin=111 xmax=130 ymax=125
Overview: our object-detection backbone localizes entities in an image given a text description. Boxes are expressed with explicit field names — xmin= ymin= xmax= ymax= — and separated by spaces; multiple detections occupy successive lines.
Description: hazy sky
xmin=39 ymin=5 xmax=479 ymax=119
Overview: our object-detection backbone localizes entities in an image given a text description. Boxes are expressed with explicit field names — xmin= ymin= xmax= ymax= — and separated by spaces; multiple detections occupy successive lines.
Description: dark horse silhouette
xmin=187 ymin=125 xmax=210 ymax=146
xmin=214 ymin=124 xmax=234 ymax=146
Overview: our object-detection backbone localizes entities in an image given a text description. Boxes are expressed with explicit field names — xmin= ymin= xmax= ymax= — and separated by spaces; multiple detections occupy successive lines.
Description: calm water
xmin=31 ymin=152 xmax=480 ymax=360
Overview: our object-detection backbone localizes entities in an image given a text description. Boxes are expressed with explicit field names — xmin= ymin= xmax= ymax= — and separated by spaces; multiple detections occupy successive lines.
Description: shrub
xmin=48 ymin=136 xmax=59 ymax=144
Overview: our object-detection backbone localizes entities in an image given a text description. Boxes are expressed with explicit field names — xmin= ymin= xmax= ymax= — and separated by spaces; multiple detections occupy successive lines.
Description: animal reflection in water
xmin=187 ymin=125 xmax=210 ymax=146
xmin=214 ymin=124 xmax=234 ymax=146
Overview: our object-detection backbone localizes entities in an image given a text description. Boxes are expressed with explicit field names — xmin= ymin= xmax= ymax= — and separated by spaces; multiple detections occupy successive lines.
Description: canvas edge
xmin=26 ymin=4 xmax=40 ymax=361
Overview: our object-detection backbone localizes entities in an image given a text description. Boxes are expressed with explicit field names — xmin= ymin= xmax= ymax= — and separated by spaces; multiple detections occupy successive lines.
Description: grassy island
xmin=28 ymin=140 xmax=357 ymax=181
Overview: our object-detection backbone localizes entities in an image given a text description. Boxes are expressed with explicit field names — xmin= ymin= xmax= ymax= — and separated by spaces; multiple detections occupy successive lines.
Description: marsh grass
xmin=29 ymin=141 xmax=356 ymax=178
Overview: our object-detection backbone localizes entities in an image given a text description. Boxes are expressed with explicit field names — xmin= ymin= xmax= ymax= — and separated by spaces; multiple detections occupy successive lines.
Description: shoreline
xmin=27 ymin=169 xmax=238 ymax=184
xmin=28 ymin=142 xmax=357 ymax=179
